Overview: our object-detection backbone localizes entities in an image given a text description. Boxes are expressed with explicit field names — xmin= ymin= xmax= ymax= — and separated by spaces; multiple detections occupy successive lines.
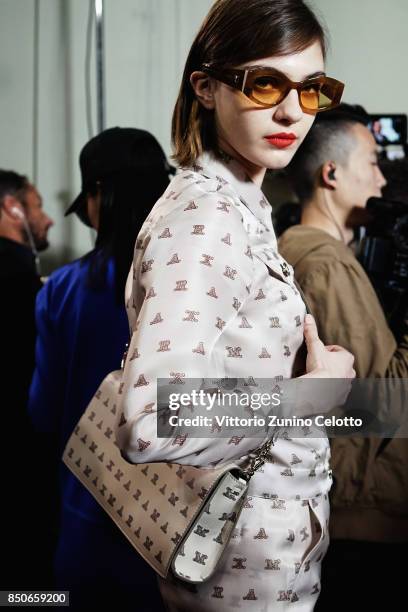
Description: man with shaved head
xmin=278 ymin=104 xmax=408 ymax=609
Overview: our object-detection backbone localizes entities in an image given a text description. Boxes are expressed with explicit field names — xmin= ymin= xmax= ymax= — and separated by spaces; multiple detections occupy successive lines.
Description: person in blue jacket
xmin=29 ymin=127 xmax=173 ymax=611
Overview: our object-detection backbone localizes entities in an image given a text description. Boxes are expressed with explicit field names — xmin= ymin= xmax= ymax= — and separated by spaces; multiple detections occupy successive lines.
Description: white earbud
xmin=10 ymin=205 xmax=41 ymax=273
xmin=11 ymin=206 xmax=25 ymax=220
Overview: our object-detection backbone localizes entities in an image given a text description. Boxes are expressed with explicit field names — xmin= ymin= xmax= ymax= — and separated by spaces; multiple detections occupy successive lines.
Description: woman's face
xmin=211 ymin=41 xmax=325 ymax=183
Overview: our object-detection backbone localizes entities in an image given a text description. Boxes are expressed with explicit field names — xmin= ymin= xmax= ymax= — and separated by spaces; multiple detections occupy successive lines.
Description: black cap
xmin=65 ymin=127 xmax=174 ymax=217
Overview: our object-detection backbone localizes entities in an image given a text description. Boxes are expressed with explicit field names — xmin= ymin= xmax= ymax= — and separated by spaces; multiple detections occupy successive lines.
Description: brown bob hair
xmin=172 ymin=0 xmax=327 ymax=167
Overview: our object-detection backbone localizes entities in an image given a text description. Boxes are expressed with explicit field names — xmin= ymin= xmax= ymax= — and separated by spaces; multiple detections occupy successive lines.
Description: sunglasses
xmin=201 ymin=63 xmax=344 ymax=115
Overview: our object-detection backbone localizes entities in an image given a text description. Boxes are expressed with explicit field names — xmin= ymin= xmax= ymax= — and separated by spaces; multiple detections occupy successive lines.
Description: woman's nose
xmin=272 ymin=89 xmax=303 ymax=124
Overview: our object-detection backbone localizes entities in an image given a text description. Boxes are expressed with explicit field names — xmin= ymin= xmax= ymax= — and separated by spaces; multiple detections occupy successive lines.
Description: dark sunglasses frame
xmin=201 ymin=63 xmax=344 ymax=115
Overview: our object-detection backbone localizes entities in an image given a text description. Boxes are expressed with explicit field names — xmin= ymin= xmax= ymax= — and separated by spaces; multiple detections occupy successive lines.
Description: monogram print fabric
xmin=117 ymin=153 xmax=332 ymax=610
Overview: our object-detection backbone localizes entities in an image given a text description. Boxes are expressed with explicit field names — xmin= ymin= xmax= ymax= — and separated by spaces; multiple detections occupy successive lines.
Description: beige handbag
xmin=62 ymin=369 xmax=232 ymax=577
xmin=62 ymin=368 xmax=272 ymax=582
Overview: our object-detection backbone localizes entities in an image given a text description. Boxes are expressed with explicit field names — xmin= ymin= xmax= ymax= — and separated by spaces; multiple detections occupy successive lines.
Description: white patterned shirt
xmin=118 ymin=152 xmax=331 ymax=500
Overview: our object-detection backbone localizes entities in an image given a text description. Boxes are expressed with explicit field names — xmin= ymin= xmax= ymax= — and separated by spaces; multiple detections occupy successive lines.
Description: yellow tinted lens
xmin=300 ymin=81 xmax=336 ymax=110
xmin=252 ymin=76 xmax=283 ymax=105
xmin=318 ymin=82 xmax=336 ymax=108
xmin=300 ymin=84 xmax=321 ymax=110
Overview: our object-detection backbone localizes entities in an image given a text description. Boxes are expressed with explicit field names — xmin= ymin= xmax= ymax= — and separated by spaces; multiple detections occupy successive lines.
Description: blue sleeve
xmin=28 ymin=279 xmax=65 ymax=433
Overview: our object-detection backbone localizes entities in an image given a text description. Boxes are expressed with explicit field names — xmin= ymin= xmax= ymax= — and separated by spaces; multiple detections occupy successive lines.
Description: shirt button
xmin=280 ymin=262 xmax=290 ymax=277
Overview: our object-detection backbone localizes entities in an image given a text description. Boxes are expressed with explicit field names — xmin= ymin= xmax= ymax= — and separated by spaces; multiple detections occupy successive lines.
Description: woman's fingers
xmin=303 ymin=314 xmax=321 ymax=345
xmin=304 ymin=314 xmax=325 ymax=374
xmin=303 ymin=315 xmax=356 ymax=379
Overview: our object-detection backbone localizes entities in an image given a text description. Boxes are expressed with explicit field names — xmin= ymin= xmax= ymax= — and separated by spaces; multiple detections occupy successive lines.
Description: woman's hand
xmin=303 ymin=314 xmax=356 ymax=379
xmin=281 ymin=314 xmax=356 ymax=418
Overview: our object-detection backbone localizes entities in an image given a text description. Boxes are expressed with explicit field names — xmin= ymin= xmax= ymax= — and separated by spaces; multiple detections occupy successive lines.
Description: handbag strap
xmin=120 ymin=341 xmax=130 ymax=370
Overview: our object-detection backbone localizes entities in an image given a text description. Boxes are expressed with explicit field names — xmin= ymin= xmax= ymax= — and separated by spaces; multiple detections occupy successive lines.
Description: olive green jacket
xmin=279 ymin=224 xmax=408 ymax=542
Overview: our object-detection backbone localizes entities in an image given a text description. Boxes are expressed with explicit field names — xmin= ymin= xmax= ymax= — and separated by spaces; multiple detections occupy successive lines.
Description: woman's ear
xmin=190 ymin=71 xmax=215 ymax=110
xmin=321 ymin=161 xmax=337 ymax=189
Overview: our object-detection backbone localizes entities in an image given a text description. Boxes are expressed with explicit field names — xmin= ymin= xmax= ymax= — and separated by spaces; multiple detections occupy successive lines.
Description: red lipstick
xmin=264 ymin=132 xmax=297 ymax=149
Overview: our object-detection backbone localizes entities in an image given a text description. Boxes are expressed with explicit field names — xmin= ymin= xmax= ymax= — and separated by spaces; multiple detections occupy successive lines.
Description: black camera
xmin=357 ymin=197 xmax=408 ymax=318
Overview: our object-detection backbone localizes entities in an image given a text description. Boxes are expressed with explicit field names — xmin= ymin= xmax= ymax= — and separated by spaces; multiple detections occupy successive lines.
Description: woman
xmin=29 ymin=128 xmax=171 ymax=610
xmin=116 ymin=1 xmax=354 ymax=610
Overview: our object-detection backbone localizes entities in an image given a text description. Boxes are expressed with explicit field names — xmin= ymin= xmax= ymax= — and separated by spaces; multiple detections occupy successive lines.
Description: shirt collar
xmin=193 ymin=151 xmax=273 ymax=232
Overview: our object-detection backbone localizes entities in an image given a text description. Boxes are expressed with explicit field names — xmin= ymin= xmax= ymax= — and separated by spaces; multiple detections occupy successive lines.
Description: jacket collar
xmin=193 ymin=151 xmax=273 ymax=234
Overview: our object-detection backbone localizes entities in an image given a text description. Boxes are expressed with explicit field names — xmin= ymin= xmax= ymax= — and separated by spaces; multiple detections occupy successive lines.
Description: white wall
xmin=0 ymin=0 xmax=213 ymax=270
xmin=312 ymin=0 xmax=408 ymax=116
xmin=0 ymin=0 xmax=407 ymax=270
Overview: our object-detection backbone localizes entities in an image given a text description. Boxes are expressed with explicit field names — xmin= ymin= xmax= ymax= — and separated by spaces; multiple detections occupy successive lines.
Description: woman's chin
xmin=256 ymin=148 xmax=298 ymax=171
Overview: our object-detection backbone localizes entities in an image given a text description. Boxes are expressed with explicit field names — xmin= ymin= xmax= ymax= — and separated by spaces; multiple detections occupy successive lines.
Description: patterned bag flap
xmin=172 ymin=470 xmax=248 ymax=583
xmin=62 ymin=369 xmax=238 ymax=578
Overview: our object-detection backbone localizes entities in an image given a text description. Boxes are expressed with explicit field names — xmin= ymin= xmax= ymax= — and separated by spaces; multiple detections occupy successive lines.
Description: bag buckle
xmin=120 ymin=343 xmax=129 ymax=370
xmin=243 ymin=438 xmax=274 ymax=480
